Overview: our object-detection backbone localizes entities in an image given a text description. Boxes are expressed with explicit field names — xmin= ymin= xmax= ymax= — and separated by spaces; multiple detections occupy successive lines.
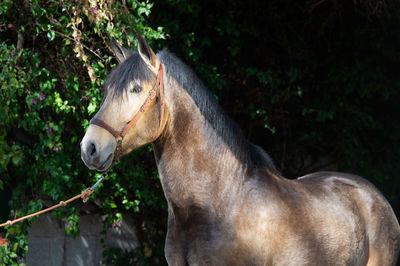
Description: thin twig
xmin=34 ymin=21 xmax=103 ymax=60
xmin=309 ymin=0 xmax=328 ymax=12
xmin=52 ymin=29 xmax=103 ymax=60
xmin=122 ymin=0 xmax=129 ymax=16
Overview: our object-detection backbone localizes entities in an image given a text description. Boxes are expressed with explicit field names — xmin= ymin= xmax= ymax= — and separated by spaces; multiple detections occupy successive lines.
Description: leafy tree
xmin=1 ymin=0 xmax=166 ymax=264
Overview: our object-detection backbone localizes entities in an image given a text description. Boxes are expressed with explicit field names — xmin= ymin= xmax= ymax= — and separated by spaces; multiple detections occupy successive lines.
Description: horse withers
xmin=81 ymin=36 xmax=400 ymax=265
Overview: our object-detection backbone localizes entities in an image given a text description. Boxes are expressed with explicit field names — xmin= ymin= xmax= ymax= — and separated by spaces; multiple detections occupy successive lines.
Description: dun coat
xmin=81 ymin=36 xmax=400 ymax=265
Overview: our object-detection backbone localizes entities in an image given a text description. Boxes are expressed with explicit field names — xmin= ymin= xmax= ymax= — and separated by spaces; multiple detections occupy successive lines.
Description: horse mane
xmin=157 ymin=49 xmax=279 ymax=174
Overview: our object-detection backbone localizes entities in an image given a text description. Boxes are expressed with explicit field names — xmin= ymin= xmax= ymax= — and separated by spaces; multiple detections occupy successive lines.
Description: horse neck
xmin=153 ymin=78 xmax=248 ymax=211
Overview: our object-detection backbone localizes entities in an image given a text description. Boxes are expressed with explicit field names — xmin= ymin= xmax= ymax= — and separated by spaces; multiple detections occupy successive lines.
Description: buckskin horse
xmin=80 ymin=36 xmax=400 ymax=265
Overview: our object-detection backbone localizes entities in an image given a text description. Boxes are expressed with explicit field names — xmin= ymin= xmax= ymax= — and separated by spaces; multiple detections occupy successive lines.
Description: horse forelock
xmin=104 ymin=52 xmax=156 ymax=99
xmin=157 ymin=49 xmax=279 ymax=174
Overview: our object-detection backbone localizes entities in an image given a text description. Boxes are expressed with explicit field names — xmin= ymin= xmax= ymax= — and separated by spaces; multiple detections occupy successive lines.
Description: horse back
xmin=295 ymin=171 xmax=400 ymax=265
xmin=232 ymin=171 xmax=400 ymax=265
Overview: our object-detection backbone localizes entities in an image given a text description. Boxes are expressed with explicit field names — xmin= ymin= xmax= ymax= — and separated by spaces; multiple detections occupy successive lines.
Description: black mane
xmin=157 ymin=49 xmax=279 ymax=173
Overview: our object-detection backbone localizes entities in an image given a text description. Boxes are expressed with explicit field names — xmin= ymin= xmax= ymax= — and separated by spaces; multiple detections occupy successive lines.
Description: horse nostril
xmin=90 ymin=143 xmax=97 ymax=156
xmin=84 ymin=142 xmax=97 ymax=158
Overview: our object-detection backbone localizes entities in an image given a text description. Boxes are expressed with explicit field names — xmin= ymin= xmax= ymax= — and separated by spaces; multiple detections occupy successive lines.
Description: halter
xmin=89 ymin=63 xmax=165 ymax=161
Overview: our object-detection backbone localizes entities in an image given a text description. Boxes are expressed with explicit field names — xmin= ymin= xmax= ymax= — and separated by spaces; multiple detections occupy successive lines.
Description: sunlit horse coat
xmin=81 ymin=36 xmax=400 ymax=265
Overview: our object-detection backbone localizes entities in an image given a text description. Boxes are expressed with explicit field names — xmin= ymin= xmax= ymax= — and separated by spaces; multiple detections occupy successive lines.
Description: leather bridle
xmin=89 ymin=63 xmax=165 ymax=162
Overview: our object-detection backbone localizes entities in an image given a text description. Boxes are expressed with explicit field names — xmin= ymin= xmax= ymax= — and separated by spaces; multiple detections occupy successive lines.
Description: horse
xmin=80 ymin=36 xmax=400 ymax=265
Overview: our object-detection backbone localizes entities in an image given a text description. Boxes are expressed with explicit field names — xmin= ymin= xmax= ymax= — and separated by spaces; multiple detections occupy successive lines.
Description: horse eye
xmin=130 ymin=85 xmax=142 ymax=93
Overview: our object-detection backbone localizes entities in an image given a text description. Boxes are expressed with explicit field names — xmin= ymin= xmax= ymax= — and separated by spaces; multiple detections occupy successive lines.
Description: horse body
xmin=160 ymin=166 xmax=396 ymax=265
xmin=81 ymin=37 xmax=400 ymax=265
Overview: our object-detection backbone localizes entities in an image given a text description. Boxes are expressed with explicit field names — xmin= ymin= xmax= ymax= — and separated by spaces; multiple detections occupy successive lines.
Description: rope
xmin=0 ymin=173 xmax=107 ymax=228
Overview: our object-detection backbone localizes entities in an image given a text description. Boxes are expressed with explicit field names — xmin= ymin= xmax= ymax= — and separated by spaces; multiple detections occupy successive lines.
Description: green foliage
xmin=0 ymin=0 xmax=166 ymax=264
xmin=0 ymin=232 xmax=28 ymax=265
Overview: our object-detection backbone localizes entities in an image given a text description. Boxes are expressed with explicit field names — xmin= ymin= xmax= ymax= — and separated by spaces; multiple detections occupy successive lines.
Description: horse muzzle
xmin=80 ymin=127 xmax=117 ymax=172
xmin=80 ymin=140 xmax=114 ymax=172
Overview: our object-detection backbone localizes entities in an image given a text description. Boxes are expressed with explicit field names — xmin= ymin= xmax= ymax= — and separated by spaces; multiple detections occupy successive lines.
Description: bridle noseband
xmin=89 ymin=63 xmax=165 ymax=162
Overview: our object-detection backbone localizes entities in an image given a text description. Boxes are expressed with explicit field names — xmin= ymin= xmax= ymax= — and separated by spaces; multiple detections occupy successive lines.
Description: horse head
xmin=80 ymin=37 xmax=165 ymax=171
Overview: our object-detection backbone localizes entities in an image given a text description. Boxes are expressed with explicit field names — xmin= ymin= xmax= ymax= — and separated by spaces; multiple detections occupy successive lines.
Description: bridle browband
xmin=89 ymin=63 xmax=165 ymax=161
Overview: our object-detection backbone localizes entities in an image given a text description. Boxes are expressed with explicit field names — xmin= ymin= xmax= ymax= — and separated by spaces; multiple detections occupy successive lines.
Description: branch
xmin=52 ymin=29 xmax=103 ymax=60
xmin=35 ymin=21 xmax=103 ymax=60
xmin=17 ymin=31 xmax=24 ymax=51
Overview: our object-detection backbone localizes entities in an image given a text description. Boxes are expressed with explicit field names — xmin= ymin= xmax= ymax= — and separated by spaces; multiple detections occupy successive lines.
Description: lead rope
xmin=1 ymin=65 xmax=164 ymax=228
xmin=0 ymin=137 xmax=125 ymax=228
xmin=0 ymin=171 xmax=109 ymax=228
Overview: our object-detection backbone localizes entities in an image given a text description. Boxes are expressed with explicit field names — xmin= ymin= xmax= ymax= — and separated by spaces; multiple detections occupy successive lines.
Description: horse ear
xmin=137 ymin=35 xmax=159 ymax=71
xmin=111 ymin=38 xmax=132 ymax=63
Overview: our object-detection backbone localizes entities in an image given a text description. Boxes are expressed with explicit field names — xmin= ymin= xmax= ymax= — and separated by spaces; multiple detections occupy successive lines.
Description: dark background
xmin=152 ymin=0 xmax=400 ymax=216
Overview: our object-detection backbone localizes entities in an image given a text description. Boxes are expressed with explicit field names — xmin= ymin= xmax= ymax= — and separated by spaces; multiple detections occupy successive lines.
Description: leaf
xmin=47 ymin=31 xmax=55 ymax=41
xmin=87 ymin=102 xmax=97 ymax=114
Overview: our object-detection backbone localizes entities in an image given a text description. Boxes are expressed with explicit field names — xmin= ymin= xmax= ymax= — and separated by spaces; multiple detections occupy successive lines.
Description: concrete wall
xmin=26 ymin=204 xmax=139 ymax=266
